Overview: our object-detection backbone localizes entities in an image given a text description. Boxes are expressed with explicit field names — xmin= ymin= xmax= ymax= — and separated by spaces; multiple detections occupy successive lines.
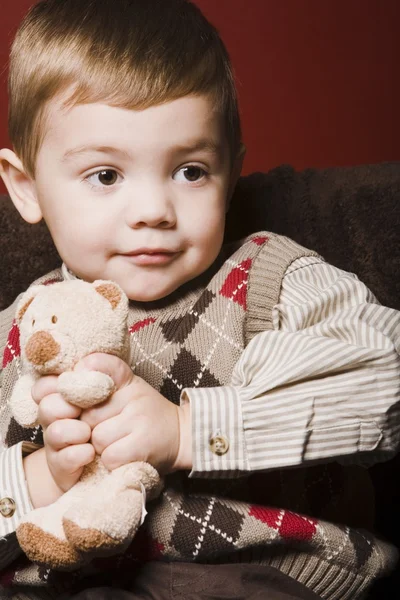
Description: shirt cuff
xmin=181 ymin=385 xmax=250 ymax=477
xmin=0 ymin=442 xmax=35 ymax=538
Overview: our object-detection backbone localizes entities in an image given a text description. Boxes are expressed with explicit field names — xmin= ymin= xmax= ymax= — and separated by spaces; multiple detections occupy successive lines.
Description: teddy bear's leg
xmin=63 ymin=462 xmax=162 ymax=556
xmin=16 ymin=457 xmax=107 ymax=569
xmin=17 ymin=486 xmax=86 ymax=570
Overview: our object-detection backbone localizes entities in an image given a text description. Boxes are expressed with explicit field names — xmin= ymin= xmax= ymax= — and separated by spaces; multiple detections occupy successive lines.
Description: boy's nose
xmin=125 ymin=188 xmax=177 ymax=229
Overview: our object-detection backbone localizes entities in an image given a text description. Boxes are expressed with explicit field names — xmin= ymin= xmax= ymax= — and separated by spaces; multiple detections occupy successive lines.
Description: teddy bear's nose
xmin=25 ymin=331 xmax=60 ymax=366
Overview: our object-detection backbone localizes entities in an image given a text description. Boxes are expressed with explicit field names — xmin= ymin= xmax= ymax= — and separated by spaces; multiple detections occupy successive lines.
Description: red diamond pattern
xmin=2 ymin=321 xmax=20 ymax=369
xmin=220 ymin=258 xmax=251 ymax=310
xmin=43 ymin=277 xmax=63 ymax=286
xmin=249 ymin=505 xmax=317 ymax=541
xmin=252 ymin=235 xmax=269 ymax=246
xmin=129 ymin=317 xmax=156 ymax=334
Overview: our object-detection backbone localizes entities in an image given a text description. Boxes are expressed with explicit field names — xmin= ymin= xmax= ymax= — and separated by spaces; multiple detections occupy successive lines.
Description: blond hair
xmin=7 ymin=0 xmax=242 ymax=178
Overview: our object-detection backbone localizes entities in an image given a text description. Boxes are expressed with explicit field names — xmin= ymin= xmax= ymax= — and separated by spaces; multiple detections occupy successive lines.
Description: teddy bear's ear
xmin=93 ymin=281 xmax=125 ymax=309
xmin=15 ymin=286 xmax=42 ymax=324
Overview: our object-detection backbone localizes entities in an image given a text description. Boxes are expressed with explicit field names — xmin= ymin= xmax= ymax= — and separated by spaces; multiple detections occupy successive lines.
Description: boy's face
xmin=5 ymin=94 xmax=243 ymax=301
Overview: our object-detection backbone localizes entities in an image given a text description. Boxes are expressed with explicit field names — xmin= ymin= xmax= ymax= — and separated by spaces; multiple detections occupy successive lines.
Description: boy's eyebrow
xmin=61 ymin=139 xmax=223 ymax=162
xmin=61 ymin=146 xmax=131 ymax=162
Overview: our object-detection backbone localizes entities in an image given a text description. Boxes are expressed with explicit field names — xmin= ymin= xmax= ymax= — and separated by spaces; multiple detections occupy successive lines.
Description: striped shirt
xmin=1 ymin=255 xmax=400 ymax=564
xmin=185 ymin=256 xmax=400 ymax=475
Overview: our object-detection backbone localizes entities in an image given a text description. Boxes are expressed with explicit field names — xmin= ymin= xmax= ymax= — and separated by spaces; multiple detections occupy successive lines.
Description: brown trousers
xmin=66 ymin=562 xmax=322 ymax=600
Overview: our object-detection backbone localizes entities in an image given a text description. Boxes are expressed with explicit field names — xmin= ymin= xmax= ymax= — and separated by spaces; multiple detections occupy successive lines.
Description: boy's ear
xmin=0 ymin=148 xmax=43 ymax=224
xmin=226 ymin=143 xmax=246 ymax=210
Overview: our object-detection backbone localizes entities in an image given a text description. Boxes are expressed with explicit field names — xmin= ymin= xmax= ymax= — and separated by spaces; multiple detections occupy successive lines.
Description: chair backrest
xmin=227 ymin=162 xmax=400 ymax=311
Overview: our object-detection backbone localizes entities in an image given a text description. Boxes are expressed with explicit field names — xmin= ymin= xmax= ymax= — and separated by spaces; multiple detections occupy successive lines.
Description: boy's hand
xmin=78 ymin=354 xmax=192 ymax=475
xmin=25 ymin=377 xmax=95 ymax=502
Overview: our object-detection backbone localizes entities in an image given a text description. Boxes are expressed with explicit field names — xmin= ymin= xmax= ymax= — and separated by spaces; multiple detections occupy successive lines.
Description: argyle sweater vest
xmin=0 ymin=233 xmax=397 ymax=600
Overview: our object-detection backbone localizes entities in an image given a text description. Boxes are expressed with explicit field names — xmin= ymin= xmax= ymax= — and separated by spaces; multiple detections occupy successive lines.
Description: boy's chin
xmin=123 ymin=282 xmax=182 ymax=303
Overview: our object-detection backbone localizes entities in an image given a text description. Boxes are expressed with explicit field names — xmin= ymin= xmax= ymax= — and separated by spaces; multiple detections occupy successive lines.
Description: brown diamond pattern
xmin=5 ymin=417 xmax=43 ymax=447
xmin=160 ymin=289 xmax=215 ymax=344
xmin=169 ymin=496 xmax=245 ymax=559
xmin=160 ymin=348 xmax=222 ymax=405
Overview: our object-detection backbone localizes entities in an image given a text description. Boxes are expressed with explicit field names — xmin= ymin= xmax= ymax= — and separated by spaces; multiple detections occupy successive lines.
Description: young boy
xmin=0 ymin=1 xmax=399 ymax=599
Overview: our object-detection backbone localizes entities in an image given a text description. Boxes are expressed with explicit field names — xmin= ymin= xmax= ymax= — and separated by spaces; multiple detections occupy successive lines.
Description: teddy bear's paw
xmin=17 ymin=521 xmax=86 ymax=570
xmin=9 ymin=374 xmax=40 ymax=428
xmin=113 ymin=462 xmax=163 ymax=502
xmin=63 ymin=488 xmax=143 ymax=555
xmin=63 ymin=519 xmax=128 ymax=557
xmin=58 ymin=370 xmax=116 ymax=408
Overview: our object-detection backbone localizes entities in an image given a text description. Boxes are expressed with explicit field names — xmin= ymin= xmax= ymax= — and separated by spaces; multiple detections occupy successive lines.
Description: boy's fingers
xmin=31 ymin=376 xmax=59 ymax=404
xmin=91 ymin=413 xmax=129 ymax=454
xmin=80 ymin=390 xmax=132 ymax=428
xmin=38 ymin=393 xmax=82 ymax=427
xmin=74 ymin=353 xmax=134 ymax=390
xmin=101 ymin=434 xmax=136 ymax=471
xmin=45 ymin=419 xmax=92 ymax=450
xmin=53 ymin=443 xmax=95 ymax=476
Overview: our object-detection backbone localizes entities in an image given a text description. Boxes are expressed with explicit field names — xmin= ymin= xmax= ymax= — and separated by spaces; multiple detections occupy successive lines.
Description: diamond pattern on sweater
xmin=160 ymin=348 xmax=221 ymax=405
xmin=279 ymin=512 xmax=317 ymax=541
xmin=247 ymin=505 xmax=317 ymax=541
xmin=252 ymin=235 xmax=269 ymax=246
xmin=347 ymin=527 xmax=375 ymax=569
xmin=219 ymin=258 xmax=251 ymax=310
xmin=129 ymin=317 xmax=156 ymax=334
xmin=43 ymin=277 xmax=63 ymax=286
xmin=160 ymin=289 xmax=215 ymax=344
xmin=5 ymin=417 xmax=43 ymax=447
xmin=2 ymin=321 xmax=20 ymax=369
xmin=168 ymin=495 xmax=244 ymax=559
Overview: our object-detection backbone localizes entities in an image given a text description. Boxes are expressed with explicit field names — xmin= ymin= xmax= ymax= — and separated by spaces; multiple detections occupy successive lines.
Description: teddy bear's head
xmin=16 ymin=280 xmax=129 ymax=375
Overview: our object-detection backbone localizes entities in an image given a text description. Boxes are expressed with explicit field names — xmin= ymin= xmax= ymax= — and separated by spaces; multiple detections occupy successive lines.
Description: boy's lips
xmin=120 ymin=248 xmax=181 ymax=266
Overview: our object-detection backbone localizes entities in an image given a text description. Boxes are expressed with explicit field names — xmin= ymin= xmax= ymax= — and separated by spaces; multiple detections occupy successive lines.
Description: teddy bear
xmin=9 ymin=279 xmax=162 ymax=570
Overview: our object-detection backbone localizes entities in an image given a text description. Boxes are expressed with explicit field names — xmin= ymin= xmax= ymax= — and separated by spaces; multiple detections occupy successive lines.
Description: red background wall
xmin=0 ymin=0 xmax=399 ymax=190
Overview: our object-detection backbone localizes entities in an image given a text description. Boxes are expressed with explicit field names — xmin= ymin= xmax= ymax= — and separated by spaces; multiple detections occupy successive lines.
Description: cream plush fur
xmin=10 ymin=280 xmax=162 ymax=570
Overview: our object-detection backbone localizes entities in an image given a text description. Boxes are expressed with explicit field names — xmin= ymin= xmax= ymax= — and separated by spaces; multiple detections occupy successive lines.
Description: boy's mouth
xmin=121 ymin=248 xmax=181 ymax=266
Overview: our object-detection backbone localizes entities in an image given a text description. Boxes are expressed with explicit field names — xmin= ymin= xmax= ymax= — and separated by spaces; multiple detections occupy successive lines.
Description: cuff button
xmin=0 ymin=497 xmax=16 ymax=518
xmin=209 ymin=434 xmax=229 ymax=455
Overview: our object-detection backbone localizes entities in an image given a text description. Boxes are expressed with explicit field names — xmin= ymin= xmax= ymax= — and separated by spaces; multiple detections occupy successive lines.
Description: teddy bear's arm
xmin=9 ymin=373 xmax=40 ymax=428
xmin=57 ymin=370 xmax=116 ymax=409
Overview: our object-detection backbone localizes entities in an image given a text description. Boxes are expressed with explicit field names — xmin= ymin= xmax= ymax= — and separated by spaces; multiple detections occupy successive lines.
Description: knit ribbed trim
xmin=231 ymin=545 xmax=395 ymax=600
xmin=246 ymin=234 xmax=319 ymax=343
xmin=266 ymin=553 xmax=372 ymax=600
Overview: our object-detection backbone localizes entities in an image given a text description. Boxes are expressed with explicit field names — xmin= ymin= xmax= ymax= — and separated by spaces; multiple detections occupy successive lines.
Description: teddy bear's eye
xmin=32 ymin=319 xmax=35 ymax=327
xmin=51 ymin=315 xmax=58 ymax=324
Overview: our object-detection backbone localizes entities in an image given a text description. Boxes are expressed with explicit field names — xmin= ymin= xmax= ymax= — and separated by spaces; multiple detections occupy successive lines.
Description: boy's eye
xmin=174 ymin=166 xmax=207 ymax=183
xmin=85 ymin=166 xmax=207 ymax=188
xmin=86 ymin=169 xmax=120 ymax=187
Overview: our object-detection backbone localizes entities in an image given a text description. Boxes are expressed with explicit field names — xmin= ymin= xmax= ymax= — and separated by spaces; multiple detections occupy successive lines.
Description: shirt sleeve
xmin=0 ymin=443 xmax=35 ymax=569
xmin=181 ymin=257 xmax=400 ymax=477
